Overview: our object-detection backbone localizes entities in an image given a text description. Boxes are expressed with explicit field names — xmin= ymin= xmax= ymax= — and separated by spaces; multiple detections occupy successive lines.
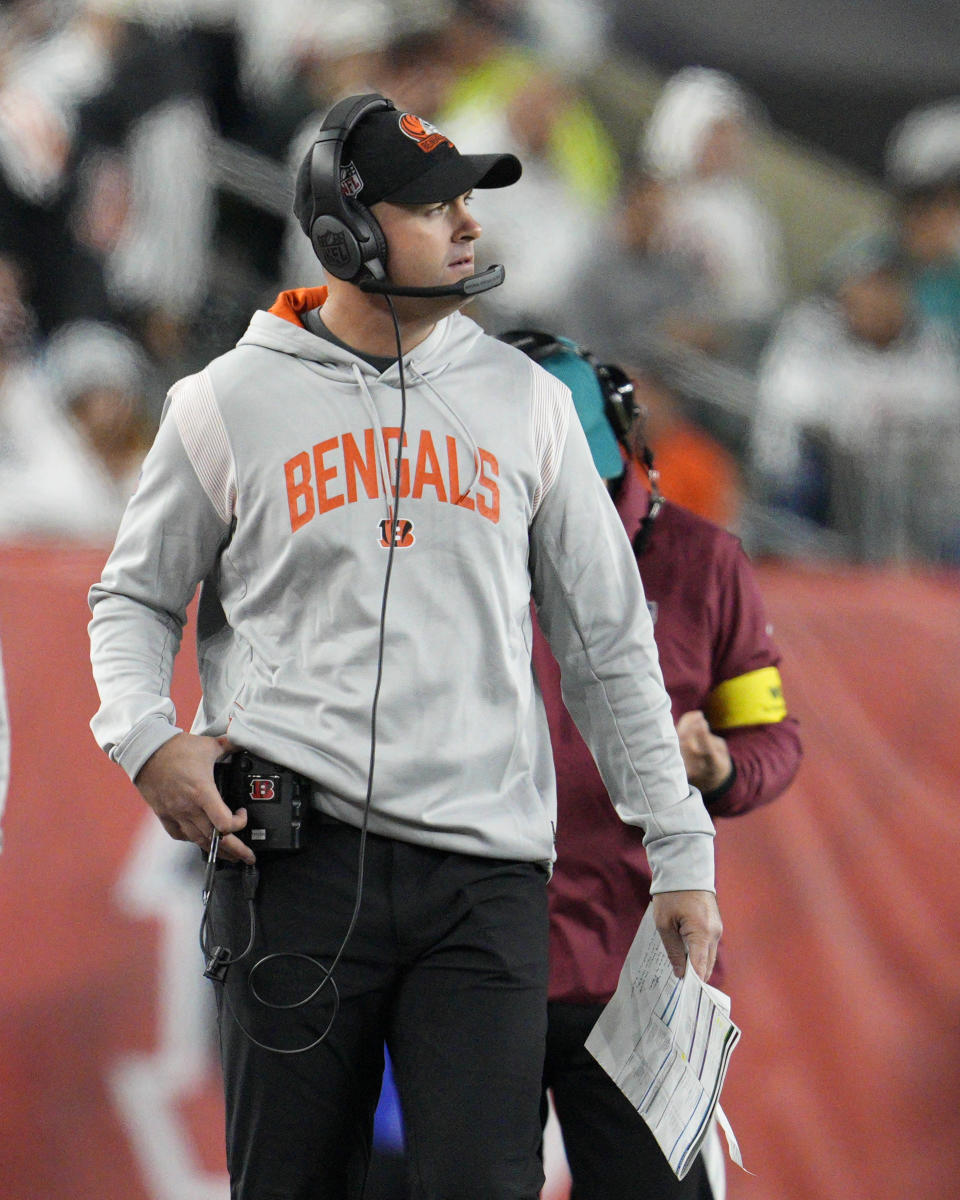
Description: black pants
xmin=543 ymin=1001 xmax=714 ymax=1200
xmin=209 ymin=816 xmax=549 ymax=1200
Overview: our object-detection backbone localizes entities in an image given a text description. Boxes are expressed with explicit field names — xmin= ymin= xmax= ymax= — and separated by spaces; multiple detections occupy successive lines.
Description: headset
xmin=498 ymin=329 xmax=664 ymax=553
xmin=302 ymin=92 xmax=505 ymax=299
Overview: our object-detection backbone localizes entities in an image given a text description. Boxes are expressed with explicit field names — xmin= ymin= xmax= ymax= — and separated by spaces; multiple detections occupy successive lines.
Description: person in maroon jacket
xmin=500 ymin=330 xmax=803 ymax=1200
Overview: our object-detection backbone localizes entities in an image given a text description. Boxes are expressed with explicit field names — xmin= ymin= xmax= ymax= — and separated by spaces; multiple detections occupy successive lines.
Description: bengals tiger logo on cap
xmin=398 ymin=113 xmax=455 ymax=154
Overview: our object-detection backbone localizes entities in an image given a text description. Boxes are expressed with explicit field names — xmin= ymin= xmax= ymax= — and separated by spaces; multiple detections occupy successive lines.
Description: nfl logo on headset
xmin=318 ymin=229 xmax=352 ymax=269
xmin=340 ymin=160 xmax=363 ymax=198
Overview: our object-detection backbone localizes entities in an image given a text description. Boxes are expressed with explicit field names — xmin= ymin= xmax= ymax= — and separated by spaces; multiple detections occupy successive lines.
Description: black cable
xmin=198 ymin=834 xmax=258 ymax=978
xmin=200 ymin=295 xmax=410 ymax=1055
xmin=307 ymin=290 xmax=408 ymax=979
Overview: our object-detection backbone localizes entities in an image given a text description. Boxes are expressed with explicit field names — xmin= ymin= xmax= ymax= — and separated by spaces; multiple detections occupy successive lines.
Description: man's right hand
xmin=134 ymin=732 xmax=254 ymax=864
xmin=676 ymin=710 xmax=732 ymax=795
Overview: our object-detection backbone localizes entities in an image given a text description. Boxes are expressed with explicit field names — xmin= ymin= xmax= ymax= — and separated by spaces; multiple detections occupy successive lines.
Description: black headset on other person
xmin=303 ymin=92 xmax=505 ymax=298
xmin=499 ymin=329 xmax=664 ymax=554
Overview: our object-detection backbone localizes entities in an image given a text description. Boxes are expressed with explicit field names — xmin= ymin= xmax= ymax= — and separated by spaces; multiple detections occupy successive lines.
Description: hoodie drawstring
xmin=351 ymin=363 xmax=397 ymax=523
xmin=406 ymin=361 xmax=482 ymax=504
xmin=351 ymin=359 xmax=482 ymax=512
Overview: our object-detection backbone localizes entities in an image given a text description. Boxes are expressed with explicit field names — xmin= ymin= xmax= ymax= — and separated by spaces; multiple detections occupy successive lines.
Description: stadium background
xmin=1 ymin=2 xmax=959 ymax=1198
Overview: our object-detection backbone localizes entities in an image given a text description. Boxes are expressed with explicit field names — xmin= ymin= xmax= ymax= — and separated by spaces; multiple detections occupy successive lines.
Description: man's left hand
xmin=650 ymin=889 xmax=723 ymax=981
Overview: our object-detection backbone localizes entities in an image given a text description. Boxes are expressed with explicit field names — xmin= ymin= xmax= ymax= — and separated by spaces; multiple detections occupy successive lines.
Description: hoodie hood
xmin=238 ymin=286 xmax=486 ymax=390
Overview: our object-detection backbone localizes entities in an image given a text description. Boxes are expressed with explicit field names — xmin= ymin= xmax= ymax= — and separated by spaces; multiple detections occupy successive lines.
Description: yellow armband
xmin=704 ymin=666 xmax=787 ymax=731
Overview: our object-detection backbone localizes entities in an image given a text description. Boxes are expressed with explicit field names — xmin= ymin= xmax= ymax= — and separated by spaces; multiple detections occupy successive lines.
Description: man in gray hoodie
xmin=88 ymin=94 xmax=722 ymax=1200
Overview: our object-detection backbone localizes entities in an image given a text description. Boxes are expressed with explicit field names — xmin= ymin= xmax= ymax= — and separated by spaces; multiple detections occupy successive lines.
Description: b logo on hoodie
xmin=379 ymin=511 xmax=415 ymax=549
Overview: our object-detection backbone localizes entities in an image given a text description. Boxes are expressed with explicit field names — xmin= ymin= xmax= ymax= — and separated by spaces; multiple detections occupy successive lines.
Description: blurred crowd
xmin=1 ymin=0 xmax=959 ymax=563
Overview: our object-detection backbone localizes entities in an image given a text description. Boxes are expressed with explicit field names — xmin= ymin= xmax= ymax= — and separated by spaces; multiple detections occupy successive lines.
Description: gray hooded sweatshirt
xmin=88 ymin=288 xmax=714 ymax=894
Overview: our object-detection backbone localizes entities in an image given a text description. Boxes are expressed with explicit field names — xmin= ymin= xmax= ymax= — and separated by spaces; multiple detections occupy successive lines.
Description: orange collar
xmin=269 ymin=286 xmax=328 ymax=326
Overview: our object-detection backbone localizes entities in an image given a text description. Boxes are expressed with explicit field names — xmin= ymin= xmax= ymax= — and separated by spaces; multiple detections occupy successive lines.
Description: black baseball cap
xmin=295 ymin=101 xmax=521 ymax=225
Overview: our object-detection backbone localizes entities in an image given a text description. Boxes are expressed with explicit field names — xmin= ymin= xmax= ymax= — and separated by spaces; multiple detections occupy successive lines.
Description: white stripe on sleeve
xmin=170 ymin=369 xmax=237 ymax=524
xmin=530 ymin=368 xmax=571 ymax=518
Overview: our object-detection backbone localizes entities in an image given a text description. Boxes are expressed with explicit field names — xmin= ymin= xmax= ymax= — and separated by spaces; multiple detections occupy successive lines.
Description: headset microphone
xmin=357 ymin=264 xmax=505 ymax=298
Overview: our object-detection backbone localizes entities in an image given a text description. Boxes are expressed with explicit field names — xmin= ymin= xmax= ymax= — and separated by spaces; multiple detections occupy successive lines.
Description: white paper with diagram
xmin=585 ymin=905 xmax=745 ymax=1180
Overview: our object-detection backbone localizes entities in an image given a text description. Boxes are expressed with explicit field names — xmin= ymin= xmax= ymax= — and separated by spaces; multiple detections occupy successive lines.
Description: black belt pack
xmin=213 ymin=750 xmax=310 ymax=852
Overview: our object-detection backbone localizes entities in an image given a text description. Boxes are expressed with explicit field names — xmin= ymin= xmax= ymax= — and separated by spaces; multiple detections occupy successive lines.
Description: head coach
xmin=88 ymin=94 xmax=722 ymax=1200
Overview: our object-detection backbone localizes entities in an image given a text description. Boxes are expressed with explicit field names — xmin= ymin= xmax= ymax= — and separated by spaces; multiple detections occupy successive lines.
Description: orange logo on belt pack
xmin=399 ymin=113 xmax=454 ymax=153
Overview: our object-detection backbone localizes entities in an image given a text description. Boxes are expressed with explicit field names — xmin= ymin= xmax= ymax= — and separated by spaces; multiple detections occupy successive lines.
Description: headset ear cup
xmin=310 ymin=204 xmax=387 ymax=283
xmin=310 ymin=215 xmax=363 ymax=279
xmin=309 ymin=208 xmax=387 ymax=282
